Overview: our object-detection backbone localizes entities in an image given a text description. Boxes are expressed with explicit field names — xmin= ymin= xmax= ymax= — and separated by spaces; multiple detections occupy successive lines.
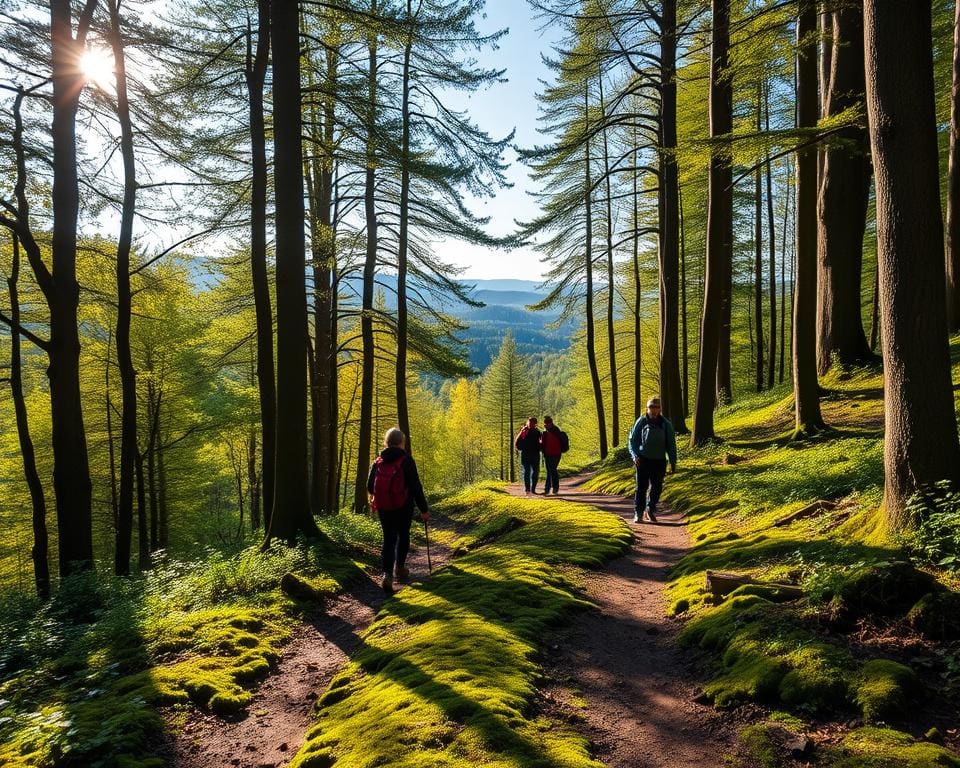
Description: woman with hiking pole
xmin=367 ymin=427 xmax=431 ymax=594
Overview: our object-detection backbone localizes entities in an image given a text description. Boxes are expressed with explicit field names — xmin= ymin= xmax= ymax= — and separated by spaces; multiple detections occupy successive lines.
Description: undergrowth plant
xmin=0 ymin=513 xmax=381 ymax=768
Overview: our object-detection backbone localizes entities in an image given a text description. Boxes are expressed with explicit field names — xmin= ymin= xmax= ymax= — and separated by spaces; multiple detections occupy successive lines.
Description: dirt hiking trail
xmin=172 ymin=533 xmax=448 ymax=768
xmin=507 ymin=475 xmax=733 ymax=768
xmin=173 ymin=477 xmax=733 ymax=767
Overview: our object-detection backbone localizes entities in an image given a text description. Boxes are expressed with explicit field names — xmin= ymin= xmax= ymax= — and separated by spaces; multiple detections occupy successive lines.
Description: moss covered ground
xmin=583 ymin=339 xmax=960 ymax=767
xmin=0 ymin=513 xmax=383 ymax=768
xmin=288 ymin=485 xmax=631 ymax=768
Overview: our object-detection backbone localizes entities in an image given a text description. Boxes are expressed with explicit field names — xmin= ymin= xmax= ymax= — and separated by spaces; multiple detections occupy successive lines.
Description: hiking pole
xmin=424 ymin=519 xmax=433 ymax=573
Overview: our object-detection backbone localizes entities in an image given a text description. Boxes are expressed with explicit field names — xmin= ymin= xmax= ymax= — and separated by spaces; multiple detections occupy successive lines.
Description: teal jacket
xmin=628 ymin=415 xmax=677 ymax=466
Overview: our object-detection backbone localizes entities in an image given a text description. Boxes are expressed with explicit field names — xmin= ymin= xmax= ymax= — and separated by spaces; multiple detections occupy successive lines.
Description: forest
xmin=1 ymin=0 xmax=960 ymax=767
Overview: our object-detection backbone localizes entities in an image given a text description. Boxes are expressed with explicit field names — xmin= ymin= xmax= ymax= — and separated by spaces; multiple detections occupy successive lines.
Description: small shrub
xmin=904 ymin=482 xmax=960 ymax=570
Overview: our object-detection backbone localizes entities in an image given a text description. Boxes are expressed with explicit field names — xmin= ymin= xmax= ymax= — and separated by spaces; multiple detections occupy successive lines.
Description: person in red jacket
xmin=540 ymin=416 xmax=565 ymax=495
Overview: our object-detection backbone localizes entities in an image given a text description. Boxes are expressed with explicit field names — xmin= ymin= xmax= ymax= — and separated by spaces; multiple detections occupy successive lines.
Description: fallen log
xmin=705 ymin=570 xmax=805 ymax=601
xmin=773 ymin=499 xmax=838 ymax=527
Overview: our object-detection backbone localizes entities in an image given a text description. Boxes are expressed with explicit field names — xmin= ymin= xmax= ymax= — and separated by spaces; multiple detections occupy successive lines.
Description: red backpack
xmin=372 ymin=454 xmax=409 ymax=511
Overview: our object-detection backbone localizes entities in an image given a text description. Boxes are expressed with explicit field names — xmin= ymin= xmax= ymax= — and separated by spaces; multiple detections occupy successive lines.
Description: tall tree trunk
xmin=659 ymin=0 xmax=686 ymax=432
xmin=754 ymin=86 xmax=764 ymax=393
xmin=691 ymin=0 xmax=732 ymax=446
xmin=105 ymin=328 xmax=118 ymax=528
xmin=248 ymin=427 xmax=260 ymax=531
xmin=135 ymin=449 xmax=149 ymax=570
xmin=632 ymin=125 xmax=643 ymax=421
xmin=584 ymin=82 xmax=609 ymax=460
xmin=146 ymin=383 xmax=160 ymax=552
xmin=246 ymin=0 xmax=276 ymax=530
xmin=792 ymin=0 xmax=824 ymax=437
xmin=6 ymin=234 xmax=50 ymax=598
xmin=354 ymin=0 xmax=379 ymax=514
xmin=50 ymin=0 xmax=96 ymax=576
xmin=780 ymin=162 xmax=791 ymax=384
xmin=312 ymin=42 xmax=338 ymax=514
xmin=679 ymin=180 xmax=689 ymax=418
xmin=864 ymin=0 xmax=960 ymax=527
xmin=396 ymin=2 xmax=414 ymax=451
xmin=157 ymin=439 xmax=168 ymax=548
xmin=765 ymin=86 xmax=778 ymax=389
xmin=946 ymin=0 xmax=960 ymax=332
xmin=108 ymin=0 xmax=138 ymax=576
xmin=816 ymin=0 xmax=873 ymax=373
xmin=267 ymin=0 xmax=319 ymax=541
xmin=599 ymin=71 xmax=620 ymax=446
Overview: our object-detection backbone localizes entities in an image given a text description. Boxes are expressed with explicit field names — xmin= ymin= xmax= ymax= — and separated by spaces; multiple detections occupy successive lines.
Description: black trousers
xmin=544 ymin=455 xmax=561 ymax=493
xmin=379 ymin=509 xmax=413 ymax=574
xmin=635 ymin=457 xmax=667 ymax=511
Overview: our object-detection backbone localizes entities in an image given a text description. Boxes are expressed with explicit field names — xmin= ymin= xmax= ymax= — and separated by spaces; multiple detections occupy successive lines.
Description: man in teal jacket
xmin=628 ymin=397 xmax=677 ymax=523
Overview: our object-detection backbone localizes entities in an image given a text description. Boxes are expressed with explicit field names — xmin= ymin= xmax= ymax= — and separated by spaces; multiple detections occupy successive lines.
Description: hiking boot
xmin=395 ymin=565 xmax=410 ymax=583
xmin=646 ymin=506 xmax=658 ymax=524
xmin=381 ymin=574 xmax=393 ymax=593
xmin=633 ymin=510 xmax=642 ymax=523
xmin=552 ymin=490 xmax=559 ymax=495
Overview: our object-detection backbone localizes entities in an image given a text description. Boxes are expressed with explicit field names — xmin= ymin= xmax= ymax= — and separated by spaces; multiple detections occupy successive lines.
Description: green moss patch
xmin=0 ymin=523 xmax=378 ymax=768
xmin=831 ymin=562 xmax=942 ymax=621
xmin=907 ymin=592 xmax=960 ymax=640
xmin=823 ymin=726 xmax=960 ymax=767
xmin=855 ymin=659 xmax=920 ymax=724
xmin=289 ymin=487 xmax=631 ymax=768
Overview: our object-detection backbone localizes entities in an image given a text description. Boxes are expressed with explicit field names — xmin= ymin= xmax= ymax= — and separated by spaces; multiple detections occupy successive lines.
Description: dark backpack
xmin=558 ymin=430 xmax=570 ymax=453
xmin=373 ymin=455 xmax=408 ymax=511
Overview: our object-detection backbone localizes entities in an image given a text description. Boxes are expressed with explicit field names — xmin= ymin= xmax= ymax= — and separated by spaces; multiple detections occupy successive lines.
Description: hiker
xmin=515 ymin=416 xmax=542 ymax=494
xmin=540 ymin=416 xmax=568 ymax=495
xmin=627 ymin=397 xmax=677 ymax=523
xmin=367 ymin=427 xmax=430 ymax=593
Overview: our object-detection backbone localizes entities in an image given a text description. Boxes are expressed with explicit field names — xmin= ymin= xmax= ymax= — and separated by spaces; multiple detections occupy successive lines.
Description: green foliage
xmin=0 ymin=532 xmax=371 ymax=768
xmin=904 ymin=481 xmax=960 ymax=570
xmin=289 ymin=485 xmax=631 ymax=767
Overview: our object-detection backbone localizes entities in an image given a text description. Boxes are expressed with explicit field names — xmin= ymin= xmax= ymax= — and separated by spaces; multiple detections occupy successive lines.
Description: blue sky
xmin=438 ymin=2 xmax=561 ymax=282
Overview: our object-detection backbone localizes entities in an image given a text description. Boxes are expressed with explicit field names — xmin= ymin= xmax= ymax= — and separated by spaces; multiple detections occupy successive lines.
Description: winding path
xmin=172 ymin=477 xmax=732 ymax=767
xmin=508 ymin=475 xmax=733 ymax=767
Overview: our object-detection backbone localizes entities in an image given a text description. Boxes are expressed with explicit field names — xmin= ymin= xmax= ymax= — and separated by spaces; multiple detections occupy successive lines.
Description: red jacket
xmin=540 ymin=426 xmax=563 ymax=458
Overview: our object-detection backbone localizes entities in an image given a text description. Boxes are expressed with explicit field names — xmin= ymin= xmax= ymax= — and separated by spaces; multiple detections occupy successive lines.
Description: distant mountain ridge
xmin=342 ymin=275 xmax=573 ymax=369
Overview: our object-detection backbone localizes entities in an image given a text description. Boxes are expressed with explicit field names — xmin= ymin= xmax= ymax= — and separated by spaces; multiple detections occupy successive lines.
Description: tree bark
xmin=659 ymin=0 xmax=687 ymax=432
xmin=246 ymin=0 xmax=276 ymax=530
xmin=599 ymin=71 xmax=620 ymax=446
xmin=946 ymin=0 xmax=960 ymax=332
xmin=107 ymin=0 xmax=138 ymax=577
xmin=311 ymin=42 xmax=339 ymax=513
xmin=632 ymin=124 xmax=643 ymax=421
xmin=135 ymin=449 xmax=149 ymax=570
xmin=792 ymin=0 xmax=824 ymax=437
xmin=50 ymin=0 xmax=96 ymax=576
xmin=765 ymin=86 xmax=777 ymax=389
xmin=754 ymin=85 xmax=764 ymax=393
xmin=816 ymin=0 xmax=873 ymax=373
xmin=691 ymin=0 xmax=732 ymax=446
xmin=267 ymin=0 xmax=319 ymax=541
xmin=584 ymin=81 xmax=609 ymax=460
xmin=354 ymin=0 xmax=379 ymax=513
xmin=396 ymin=2 xmax=414 ymax=451
xmin=6 ymin=234 xmax=50 ymax=598
xmin=864 ymin=0 xmax=960 ymax=527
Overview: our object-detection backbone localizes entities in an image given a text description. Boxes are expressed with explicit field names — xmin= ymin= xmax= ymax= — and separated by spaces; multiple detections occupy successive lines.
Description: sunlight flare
xmin=79 ymin=46 xmax=115 ymax=89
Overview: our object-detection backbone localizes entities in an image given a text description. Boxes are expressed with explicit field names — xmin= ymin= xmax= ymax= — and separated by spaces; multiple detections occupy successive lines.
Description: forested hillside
xmin=2 ymin=0 xmax=960 ymax=767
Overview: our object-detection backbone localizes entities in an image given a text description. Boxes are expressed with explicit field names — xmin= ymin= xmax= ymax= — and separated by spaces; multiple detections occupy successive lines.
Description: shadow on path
xmin=505 ymin=475 xmax=735 ymax=768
